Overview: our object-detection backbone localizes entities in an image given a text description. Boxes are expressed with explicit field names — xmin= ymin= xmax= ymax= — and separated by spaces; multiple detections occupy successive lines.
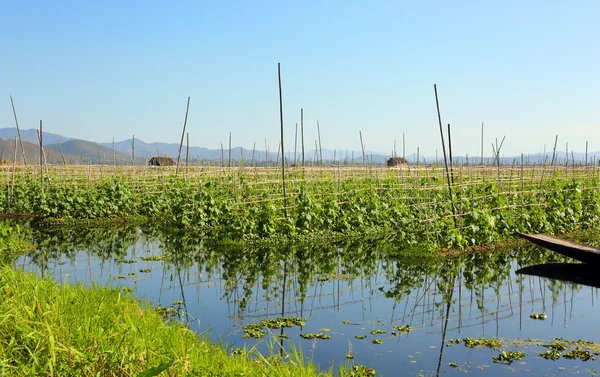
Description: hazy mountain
xmin=45 ymin=139 xmax=130 ymax=163
xmin=0 ymin=128 xmax=71 ymax=145
xmin=1 ymin=127 xmax=597 ymax=166
xmin=0 ymin=138 xmax=68 ymax=164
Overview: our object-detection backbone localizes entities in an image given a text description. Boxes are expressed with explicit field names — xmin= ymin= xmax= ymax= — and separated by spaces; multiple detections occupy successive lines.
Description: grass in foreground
xmin=0 ymin=267 xmax=353 ymax=376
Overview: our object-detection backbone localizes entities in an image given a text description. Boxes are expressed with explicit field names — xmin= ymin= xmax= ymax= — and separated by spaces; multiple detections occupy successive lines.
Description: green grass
xmin=0 ymin=267 xmax=350 ymax=376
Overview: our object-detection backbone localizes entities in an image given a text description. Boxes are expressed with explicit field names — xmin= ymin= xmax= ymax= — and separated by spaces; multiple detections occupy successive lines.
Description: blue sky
xmin=1 ymin=0 xmax=598 ymax=158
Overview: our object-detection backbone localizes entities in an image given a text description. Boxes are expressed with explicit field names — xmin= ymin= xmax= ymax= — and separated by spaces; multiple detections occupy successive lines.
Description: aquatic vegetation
xmin=300 ymin=333 xmax=331 ymax=340
xmin=355 ymin=335 xmax=367 ymax=340
xmin=349 ymin=365 xmax=377 ymax=376
xmin=141 ymin=255 xmax=168 ymax=261
xmin=370 ymin=329 xmax=386 ymax=335
xmin=529 ymin=313 xmax=548 ymax=320
xmin=492 ymin=351 xmax=527 ymax=364
xmin=392 ymin=325 xmax=411 ymax=333
xmin=563 ymin=348 xmax=596 ymax=361
xmin=343 ymin=320 xmax=350 ymax=324
xmin=448 ymin=337 xmax=502 ymax=349
xmin=242 ymin=317 xmax=306 ymax=339
xmin=140 ymin=268 xmax=152 ymax=273
xmin=371 ymin=339 xmax=383 ymax=344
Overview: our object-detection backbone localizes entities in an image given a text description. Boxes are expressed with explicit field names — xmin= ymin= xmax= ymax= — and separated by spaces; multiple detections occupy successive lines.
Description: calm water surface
xmin=16 ymin=226 xmax=600 ymax=376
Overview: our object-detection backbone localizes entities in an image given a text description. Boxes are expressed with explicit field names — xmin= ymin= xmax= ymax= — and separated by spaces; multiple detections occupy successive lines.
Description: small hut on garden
xmin=387 ymin=157 xmax=408 ymax=167
xmin=148 ymin=157 xmax=176 ymax=166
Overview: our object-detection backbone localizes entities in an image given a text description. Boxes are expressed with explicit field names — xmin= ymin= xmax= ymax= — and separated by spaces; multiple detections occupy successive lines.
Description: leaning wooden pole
xmin=175 ymin=96 xmax=191 ymax=177
xmin=57 ymin=141 xmax=67 ymax=166
xmin=301 ymin=108 xmax=305 ymax=166
xmin=480 ymin=122 xmax=484 ymax=166
xmin=277 ymin=63 xmax=288 ymax=218
xmin=9 ymin=96 xmax=27 ymax=166
xmin=39 ymin=120 xmax=44 ymax=198
xmin=359 ymin=131 xmax=366 ymax=167
xmin=294 ymin=122 xmax=298 ymax=165
xmin=434 ymin=84 xmax=457 ymax=228
xmin=317 ymin=121 xmax=323 ymax=166
xmin=186 ymin=132 xmax=189 ymax=174
xmin=550 ymin=134 xmax=558 ymax=168
xmin=228 ymin=132 xmax=232 ymax=168
xmin=132 ymin=135 xmax=135 ymax=166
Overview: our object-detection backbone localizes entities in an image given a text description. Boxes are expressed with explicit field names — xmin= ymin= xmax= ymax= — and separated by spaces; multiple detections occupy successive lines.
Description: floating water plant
xmin=141 ymin=255 xmax=167 ymax=261
xmin=355 ymin=335 xmax=367 ymax=340
xmin=242 ymin=317 xmax=306 ymax=339
xmin=392 ymin=325 xmax=411 ymax=333
xmin=300 ymin=333 xmax=331 ymax=340
xmin=139 ymin=269 xmax=151 ymax=273
xmin=370 ymin=329 xmax=386 ymax=335
xmin=349 ymin=365 xmax=376 ymax=377
xmin=563 ymin=348 xmax=596 ymax=361
xmin=492 ymin=351 xmax=527 ymax=364
xmin=343 ymin=320 xmax=350 ymax=324
xmin=530 ymin=313 xmax=547 ymax=320
xmin=371 ymin=339 xmax=383 ymax=345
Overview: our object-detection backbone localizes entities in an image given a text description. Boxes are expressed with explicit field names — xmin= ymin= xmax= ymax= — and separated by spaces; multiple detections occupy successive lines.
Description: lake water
xmin=16 ymin=226 xmax=600 ymax=376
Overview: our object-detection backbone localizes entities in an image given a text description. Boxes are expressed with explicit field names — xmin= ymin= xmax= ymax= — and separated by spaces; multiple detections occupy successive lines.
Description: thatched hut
xmin=387 ymin=157 xmax=408 ymax=167
xmin=148 ymin=156 xmax=176 ymax=166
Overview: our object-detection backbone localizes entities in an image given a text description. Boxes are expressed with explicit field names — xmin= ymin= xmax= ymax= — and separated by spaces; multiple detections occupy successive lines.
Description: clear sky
xmin=1 ymin=0 xmax=598 ymax=158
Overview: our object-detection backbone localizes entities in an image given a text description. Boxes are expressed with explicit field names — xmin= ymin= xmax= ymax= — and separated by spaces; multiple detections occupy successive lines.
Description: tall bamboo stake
xmin=480 ymin=122 xmax=484 ymax=166
xmin=301 ymin=108 xmax=305 ymax=166
xmin=550 ymin=134 xmax=558 ymax=169
xmin=39 ymin=120 xmax=44 ymax=199
xmin=186 ymin=132 xmax=189 ymax=174
xmin=220 ymin=143 xmax=224 ymax=167
xmin=175 ymin=96 xmax=191 ymax=176
xmin=132 ymin=135 xmax=135 ymax=165
xmin=9 ymin=96 xmax=27 ymax=165
xmin=434 ymin=84 xmax=456 ymax=228
xmin=317 ymin=121 xmax=323 ymax=167
xmin=359 ymin=131 xmax=365 ymax=167
xmin=228 ymin=132 xmax=232 ymax=168
xmin=58 ymin=142 xmax=67 ymax=165
xmin=277 ymin=63 xmax=288 ymax=218
xmin=294 ymin=123 xmax=298 ymax=165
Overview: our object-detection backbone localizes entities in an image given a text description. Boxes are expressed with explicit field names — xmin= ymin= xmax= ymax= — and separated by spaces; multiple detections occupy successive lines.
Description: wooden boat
xmin=516 ymin=263 xmax=600 ymax=288
xmin=517 ymin=232 xmax=600 ymax=264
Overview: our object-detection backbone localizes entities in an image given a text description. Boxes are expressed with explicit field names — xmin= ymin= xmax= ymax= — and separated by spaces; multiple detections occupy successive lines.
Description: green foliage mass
xmin=4 ymin=167 xmax=600 ymax=250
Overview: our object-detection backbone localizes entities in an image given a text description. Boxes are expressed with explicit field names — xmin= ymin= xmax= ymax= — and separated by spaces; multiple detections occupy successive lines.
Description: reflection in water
xmin=16 ymin=225 xmax=600 ymax=377
xmin=517 ymin=263 xmax=600 ymax=289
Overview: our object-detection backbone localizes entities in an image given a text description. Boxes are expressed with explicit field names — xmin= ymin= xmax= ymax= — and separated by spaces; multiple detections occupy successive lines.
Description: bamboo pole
xmin=301 ymin=108 xmax=305 ymax=166
xmin=186 ymin=132 xmax=189 ymax=175
xmin=317 ymin=121 xmax=323 ymax=167
xmin=277 ymin=63 xmax=288 ymax=219
xmin=228 ymin=132 xmax=232 ymax=168
xmin=433 ymin=84 xmax=456 ymax=228
xmin=9 ymin=96 xmax=27 ymax=166
xmin=175 ymin=96 xmax=191 ymax=176
xmin=294 ymin=123 xmax=298 ymax=165
xmin=359 ymin=131 xmax=365 ymax=167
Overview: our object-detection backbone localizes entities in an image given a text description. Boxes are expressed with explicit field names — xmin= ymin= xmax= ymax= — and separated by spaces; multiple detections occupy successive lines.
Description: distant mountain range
xmin=0 ymin=127 xmax=597 ymax=166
